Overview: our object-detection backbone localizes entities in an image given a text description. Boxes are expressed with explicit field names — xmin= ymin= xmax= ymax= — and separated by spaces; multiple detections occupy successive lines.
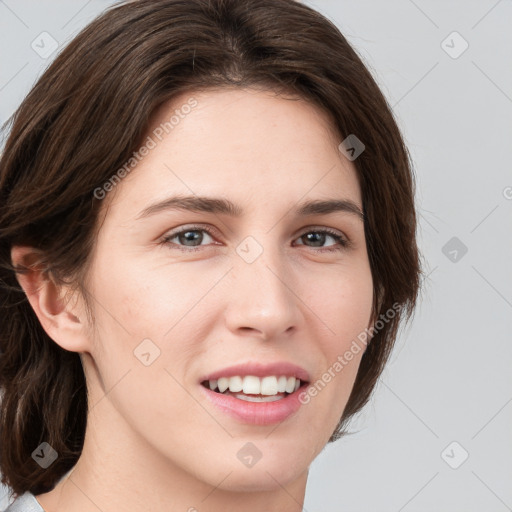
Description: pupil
xmin=180 ymin=231 xmax=202 ymax=246
xmin=305 ymin=232 xmax=324 ymax=247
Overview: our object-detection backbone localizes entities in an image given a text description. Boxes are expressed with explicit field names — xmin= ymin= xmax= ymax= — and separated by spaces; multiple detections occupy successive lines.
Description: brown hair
xmin=0 ymin=0 xmax=420 ymax=498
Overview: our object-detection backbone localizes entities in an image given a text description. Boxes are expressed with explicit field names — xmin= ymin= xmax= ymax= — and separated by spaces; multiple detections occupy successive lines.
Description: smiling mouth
xmin=201 ymin=375 xmax=307 ymax=402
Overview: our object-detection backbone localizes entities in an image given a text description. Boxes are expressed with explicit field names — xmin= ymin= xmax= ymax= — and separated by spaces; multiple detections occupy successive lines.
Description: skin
xmin=12 ymin=87 xmax=374 ymax=512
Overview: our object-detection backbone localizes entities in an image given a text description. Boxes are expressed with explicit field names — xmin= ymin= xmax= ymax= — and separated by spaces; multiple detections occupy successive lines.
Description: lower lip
xmin=199 ymin=385 xmax=305 ymax=425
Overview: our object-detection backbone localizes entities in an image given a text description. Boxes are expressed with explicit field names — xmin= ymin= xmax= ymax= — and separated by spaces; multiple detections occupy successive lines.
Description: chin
xmin=214 ymin=445 xmax=312 ymax=491
xmin=215 ymin=465 xmax=308 ymax=493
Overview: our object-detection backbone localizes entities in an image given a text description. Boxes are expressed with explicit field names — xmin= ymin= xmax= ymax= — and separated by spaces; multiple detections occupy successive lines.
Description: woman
xmin=0 ymin=0 xmax=420 ymax=510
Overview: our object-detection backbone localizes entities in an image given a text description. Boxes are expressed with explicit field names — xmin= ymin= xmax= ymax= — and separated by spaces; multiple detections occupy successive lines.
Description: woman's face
xmin=81 ymin=87 xmax=373 ymax=491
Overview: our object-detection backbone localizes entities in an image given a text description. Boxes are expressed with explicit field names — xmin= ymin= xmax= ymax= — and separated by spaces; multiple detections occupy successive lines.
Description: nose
xmin=223 ymin=243 xmax=303 ymax=341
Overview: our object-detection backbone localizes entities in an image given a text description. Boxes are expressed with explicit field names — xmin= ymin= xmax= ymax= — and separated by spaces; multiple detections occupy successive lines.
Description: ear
xmin=10 ymin=245 xmax=92 ymax=354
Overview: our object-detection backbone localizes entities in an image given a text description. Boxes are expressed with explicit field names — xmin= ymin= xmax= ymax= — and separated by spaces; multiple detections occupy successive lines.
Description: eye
xmin=294 ymin=228 xmax=350 ymax=252
xmin=161 ymin=225 xmax=350 ymax=253
xmin=161 ymin=225 xmax=217 ymax=252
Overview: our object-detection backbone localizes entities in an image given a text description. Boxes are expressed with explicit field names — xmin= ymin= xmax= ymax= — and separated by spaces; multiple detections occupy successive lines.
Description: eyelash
xmin=161 ymin=225 xmax=351 ymax=253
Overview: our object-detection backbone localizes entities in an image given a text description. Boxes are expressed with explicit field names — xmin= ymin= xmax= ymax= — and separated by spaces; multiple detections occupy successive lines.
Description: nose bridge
xmin=224 ymin=234 xmax=301 ymax=338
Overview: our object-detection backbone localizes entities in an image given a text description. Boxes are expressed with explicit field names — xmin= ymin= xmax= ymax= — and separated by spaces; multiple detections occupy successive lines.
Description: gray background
xmin=1 ymin=1 xmax=511 ymax=511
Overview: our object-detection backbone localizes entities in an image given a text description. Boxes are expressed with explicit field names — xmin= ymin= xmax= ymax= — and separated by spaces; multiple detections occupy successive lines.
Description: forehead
xmin=101 ymin=87 xmax=361 ymax=221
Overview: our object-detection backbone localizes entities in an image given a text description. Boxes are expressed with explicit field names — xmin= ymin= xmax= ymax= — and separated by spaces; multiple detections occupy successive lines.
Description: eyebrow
xmin=135 ymin=195 xmax=364 ymax=221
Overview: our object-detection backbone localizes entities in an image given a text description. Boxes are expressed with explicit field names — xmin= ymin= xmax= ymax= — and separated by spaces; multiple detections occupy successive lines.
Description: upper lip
xmin=201 ymin=362 xmax=311 ymax=383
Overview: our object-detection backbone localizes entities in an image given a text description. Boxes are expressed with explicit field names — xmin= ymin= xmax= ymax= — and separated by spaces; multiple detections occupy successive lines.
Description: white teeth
xmin=260 ymin=376 xmax=278 ymax=395
xmin=277 ymin=376 xmax=288 ymax=393
xmin=285 ymin=376 xmax=296 ymax=394
xmin=243 ymin=375 xmax=261 ymax=395
xmin=207 ymin=375 xmax=302 ymax=396
xmin=228 ymin=376 xmax=243 ymax=393
xmin=217 ymin=377 xmax=229 ymax=393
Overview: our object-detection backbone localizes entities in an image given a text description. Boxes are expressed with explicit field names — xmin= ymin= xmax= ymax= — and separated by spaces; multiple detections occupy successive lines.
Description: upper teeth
xmin=208 ymin=376 xmax=301 ymax=395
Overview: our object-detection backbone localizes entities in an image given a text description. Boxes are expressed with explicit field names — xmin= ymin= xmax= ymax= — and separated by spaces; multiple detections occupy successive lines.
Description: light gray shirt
xmin=3 ymin=492 xmax=44 ymax=512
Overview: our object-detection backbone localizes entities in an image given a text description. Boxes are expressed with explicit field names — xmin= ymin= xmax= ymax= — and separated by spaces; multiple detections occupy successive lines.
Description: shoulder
xmin=3 ymin=492 xmax=44 ymax=512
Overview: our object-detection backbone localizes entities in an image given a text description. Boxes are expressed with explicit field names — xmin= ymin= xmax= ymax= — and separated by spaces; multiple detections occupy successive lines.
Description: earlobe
xmin=10 ymin=245 xmax=91 ymax=354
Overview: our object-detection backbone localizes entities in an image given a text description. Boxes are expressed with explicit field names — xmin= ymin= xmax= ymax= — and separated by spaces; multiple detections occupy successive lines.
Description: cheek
xmin=100 ymin=363 xmax=216 ymax=473
xmin=326 ymin=266 xmax=373 ymax=385
xmin=299 ymin=261 xmax=373 ymax=434
xmin=89 ymin=254 xmax=214 ymax=338
xmin=304 ymin=259 xmax=374 ymax=345
xmin=85 ymin=255 xmax=225 ymax=394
